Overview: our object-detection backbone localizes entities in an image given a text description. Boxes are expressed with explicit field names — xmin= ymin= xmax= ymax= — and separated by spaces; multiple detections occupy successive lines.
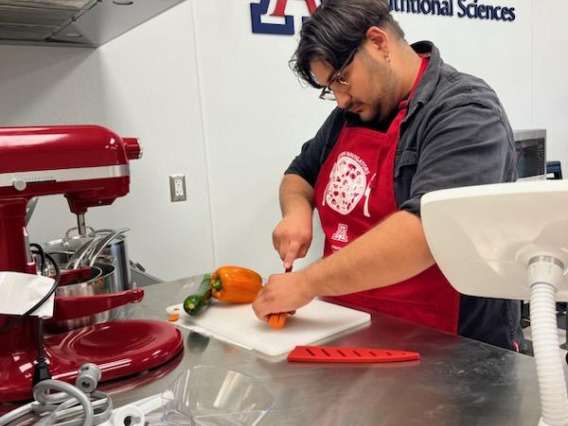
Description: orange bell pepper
xmin=210 ymin=265 xmax=262 ymax=303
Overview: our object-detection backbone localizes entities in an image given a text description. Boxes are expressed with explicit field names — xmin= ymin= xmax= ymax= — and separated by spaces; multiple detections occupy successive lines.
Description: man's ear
xmin=366 ymin=26 xmax=390 ymax=53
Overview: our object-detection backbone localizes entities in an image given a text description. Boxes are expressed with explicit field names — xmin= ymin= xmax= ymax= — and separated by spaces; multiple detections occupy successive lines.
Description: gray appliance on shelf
xmin=514 ymin=129 xmax=546 ymax=180
xmin=0 ymin=0 xmax=187 ymax=47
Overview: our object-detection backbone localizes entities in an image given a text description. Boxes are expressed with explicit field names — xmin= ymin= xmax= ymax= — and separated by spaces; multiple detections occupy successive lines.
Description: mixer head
xmin=0 ymin=125 xmax=142 ymax=215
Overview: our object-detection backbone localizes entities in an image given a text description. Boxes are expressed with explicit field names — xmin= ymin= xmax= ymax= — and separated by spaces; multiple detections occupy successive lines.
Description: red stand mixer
xmin=0 ymin=125 xmax=183 ymax=402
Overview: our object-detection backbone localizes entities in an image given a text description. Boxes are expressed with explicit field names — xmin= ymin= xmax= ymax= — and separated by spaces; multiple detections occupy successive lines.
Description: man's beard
xmin=368 ymin=101 xmax=384 ymax=124
xmin=363 ymin=55 xmax=395 ymax=124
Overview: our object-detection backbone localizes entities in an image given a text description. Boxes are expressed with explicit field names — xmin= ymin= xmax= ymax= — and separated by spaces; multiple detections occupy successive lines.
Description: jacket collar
xmin=409 ymin=40 xmax=441 ymax=108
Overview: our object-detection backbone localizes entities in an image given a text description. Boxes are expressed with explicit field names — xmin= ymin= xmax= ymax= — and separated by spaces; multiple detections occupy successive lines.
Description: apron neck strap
xmin=399 ymin=56 xmax=429 ymax=110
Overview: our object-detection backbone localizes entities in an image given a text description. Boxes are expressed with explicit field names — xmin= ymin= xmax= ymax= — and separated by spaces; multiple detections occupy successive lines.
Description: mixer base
xmin=0 ymin=319 xmax=183 ymax=402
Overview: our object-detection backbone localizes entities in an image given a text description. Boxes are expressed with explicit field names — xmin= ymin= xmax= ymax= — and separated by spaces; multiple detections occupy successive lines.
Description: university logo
xmin=251 ymin=0 xmax=516 ymax=36
xmin=250 ymin=0 xmax=324 ymax=35
xmin=331 ymin=224 xmax=349 ymax=243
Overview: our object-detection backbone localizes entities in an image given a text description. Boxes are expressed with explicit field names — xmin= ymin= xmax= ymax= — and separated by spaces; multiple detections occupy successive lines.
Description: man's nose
xmin=335 ymin=91 xmax=351 ymax=109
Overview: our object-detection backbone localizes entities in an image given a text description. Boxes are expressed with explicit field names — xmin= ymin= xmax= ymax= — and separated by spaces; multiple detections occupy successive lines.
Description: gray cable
xmin=34 ymin=380 xmax=95 ymax=426
xmin=40 ymin=392 xmax=112 ymax=426
xmin=0 ymin=402 xmax=34 ymax=426
xmin=0 ymin=363 xmax=111 ymax=426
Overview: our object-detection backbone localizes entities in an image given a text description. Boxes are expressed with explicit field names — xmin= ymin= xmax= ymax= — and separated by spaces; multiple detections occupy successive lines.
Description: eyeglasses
xmin=319 ymin=47 xmax=358 ymax=101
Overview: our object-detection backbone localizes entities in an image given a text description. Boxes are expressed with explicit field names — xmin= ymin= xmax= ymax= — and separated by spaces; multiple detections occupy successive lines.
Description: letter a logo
xmin=271 ymin=0 xmax=318 ymax=16
xmin=331 ymin=224 xmax=349 ymax=243
xmin=250 ymin=0 xmax=323 ymax=35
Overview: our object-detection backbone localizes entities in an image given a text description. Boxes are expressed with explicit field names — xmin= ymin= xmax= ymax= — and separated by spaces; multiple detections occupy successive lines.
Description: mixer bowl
xmin=44 ymin=227 xmax=132 ymax=292
xmin=56 ymin=263 xmax=120 ymax=296
xmin=46 ymin=263 xmax=133 ymax=332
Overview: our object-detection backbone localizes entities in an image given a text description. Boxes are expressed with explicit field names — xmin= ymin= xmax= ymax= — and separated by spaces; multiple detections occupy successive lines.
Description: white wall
xmin=392 ymin=2 xmax=534 ymax=129
xmin=533 ymin=0 xmax=568 ymax=169
xmin=0 ymin=2 xmax=215 ymax=281
xmin=0 ymin=0 xmax=565 ymax=281
xmin=190 ymin=0 xmax=329 ymax=276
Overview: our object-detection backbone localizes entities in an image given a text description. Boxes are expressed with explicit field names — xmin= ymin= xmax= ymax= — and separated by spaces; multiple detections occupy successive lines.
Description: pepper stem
xmin=212 ymin=278 xmax=222 ymax=291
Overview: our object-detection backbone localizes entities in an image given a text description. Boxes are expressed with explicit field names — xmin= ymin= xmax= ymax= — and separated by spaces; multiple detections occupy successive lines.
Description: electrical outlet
xmin=169 ymin=174 xmax=187 ymax=202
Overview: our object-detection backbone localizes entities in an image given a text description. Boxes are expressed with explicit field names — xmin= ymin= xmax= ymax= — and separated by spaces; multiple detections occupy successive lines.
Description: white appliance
xmin=421 ymin=180 xmax=568 ymax=426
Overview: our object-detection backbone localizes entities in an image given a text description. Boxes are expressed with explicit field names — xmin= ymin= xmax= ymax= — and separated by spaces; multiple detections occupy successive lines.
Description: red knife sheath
xmin=287 ymin=345 xmax=420 ymax=363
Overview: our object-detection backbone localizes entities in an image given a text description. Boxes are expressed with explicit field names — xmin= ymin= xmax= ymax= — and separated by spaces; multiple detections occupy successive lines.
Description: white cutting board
xmin=167 ymin=300 xmax=370 ymax=357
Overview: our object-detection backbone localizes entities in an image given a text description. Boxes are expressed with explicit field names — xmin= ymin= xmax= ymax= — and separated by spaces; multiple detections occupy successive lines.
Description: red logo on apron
xmin=322 ymin=152 xmax=369 ymax=216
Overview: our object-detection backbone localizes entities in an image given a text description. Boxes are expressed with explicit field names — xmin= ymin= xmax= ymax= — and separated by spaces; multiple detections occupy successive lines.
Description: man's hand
xmin=261 ymin=211 xmax=436 ymax=322
xmin=274 ymin=174 xmax=315 ymax=270
xmin=272 ymin=212 xmax=313 ymax=270
xmin=252 ymin=271 xmax=315 ymax=322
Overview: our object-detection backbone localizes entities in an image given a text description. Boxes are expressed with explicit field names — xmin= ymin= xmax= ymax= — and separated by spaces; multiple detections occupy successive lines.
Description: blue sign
xmin=251 ymin=0 xmax=515 ymax=36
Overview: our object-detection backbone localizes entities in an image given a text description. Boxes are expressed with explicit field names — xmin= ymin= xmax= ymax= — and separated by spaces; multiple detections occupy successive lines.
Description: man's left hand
xmin=252 ymin=271 xmax=314 ymax=322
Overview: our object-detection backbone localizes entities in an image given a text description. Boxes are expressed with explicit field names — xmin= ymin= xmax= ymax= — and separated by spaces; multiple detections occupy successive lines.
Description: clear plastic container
xmin=161 ymin=365 xmax=276 ymax=426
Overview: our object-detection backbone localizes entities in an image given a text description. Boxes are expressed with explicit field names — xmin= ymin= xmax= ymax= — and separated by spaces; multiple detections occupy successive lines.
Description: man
xmin=252 ymin=0 xmax=523 ymax=350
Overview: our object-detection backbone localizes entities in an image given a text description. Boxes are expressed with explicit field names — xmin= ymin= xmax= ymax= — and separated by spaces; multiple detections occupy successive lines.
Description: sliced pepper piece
xmin=168 ymin=308 xmax=180 ymax=322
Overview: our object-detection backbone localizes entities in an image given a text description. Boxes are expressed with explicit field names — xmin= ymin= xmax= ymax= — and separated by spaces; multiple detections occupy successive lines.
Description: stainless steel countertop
xmin=103 ymin=276 xmax=542 ymax=426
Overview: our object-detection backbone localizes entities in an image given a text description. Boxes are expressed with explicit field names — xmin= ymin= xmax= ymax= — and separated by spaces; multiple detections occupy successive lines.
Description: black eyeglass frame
xmin=319 ymin=47 xmax=359 ymax=101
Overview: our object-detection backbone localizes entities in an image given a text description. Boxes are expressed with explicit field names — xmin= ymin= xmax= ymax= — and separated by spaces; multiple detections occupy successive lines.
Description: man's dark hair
xmin=291 ymin=0 xmax=405 ymax=88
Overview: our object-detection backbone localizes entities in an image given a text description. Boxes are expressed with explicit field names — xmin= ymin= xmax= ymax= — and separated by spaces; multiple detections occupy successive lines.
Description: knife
xmin=267 ymin=266 xmax=292 ymax=329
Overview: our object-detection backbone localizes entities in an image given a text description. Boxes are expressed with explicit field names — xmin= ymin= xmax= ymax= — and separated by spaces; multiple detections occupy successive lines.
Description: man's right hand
xmin=274 ymin=174 xmax=315 ymax=269
xmin=272 ymin=211 xmax=313 ymax=270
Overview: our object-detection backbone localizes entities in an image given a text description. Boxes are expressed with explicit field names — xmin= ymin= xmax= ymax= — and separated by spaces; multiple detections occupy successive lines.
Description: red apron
xmin=313 ymin=58 xmax=460 ymax=334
